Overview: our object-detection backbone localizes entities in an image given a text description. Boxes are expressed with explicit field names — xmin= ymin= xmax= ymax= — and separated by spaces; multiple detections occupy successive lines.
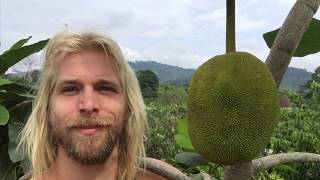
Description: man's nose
xmin=78 ymin=87 xmax=99 ymax=115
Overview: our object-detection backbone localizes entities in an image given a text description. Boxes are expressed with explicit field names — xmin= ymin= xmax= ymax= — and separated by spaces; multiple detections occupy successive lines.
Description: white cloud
xmin=1 ymin=0 xmax=320 ymax=72
xmin=236 ymin=14 xmax=267 ymax=32
xmin=290 ymin=53 xmax=320 ymax=73
xmin=145 ymin=46 xmax=211 ymax=68
xmin=120 ymin=46 xmax=141 ymax=61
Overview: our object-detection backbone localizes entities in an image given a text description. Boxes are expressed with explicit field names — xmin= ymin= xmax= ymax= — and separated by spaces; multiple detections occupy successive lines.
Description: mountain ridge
xmin=6 ymin=60 xmax=313 ymax=91
xmin=129 ymin=61 xmax=312 ymax=91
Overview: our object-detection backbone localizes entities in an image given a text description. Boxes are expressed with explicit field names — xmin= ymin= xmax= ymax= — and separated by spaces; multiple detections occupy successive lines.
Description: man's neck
xmin=37 ymin=145 xmax=119 ymax=180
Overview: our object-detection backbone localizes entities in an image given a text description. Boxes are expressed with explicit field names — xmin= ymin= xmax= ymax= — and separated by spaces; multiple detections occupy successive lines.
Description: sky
xmin=0 ymin=0 xmax=319 ymax=73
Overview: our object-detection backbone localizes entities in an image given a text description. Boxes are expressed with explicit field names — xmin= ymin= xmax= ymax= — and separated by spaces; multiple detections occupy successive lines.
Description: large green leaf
xmin=0 ymin=79 xmax=13 ymax=86
xmin=9 ymin=100 xmax=32 ymax=124
xmin=8 ymin=122 xmax=24 ymax=163
xmin=0 ymin=105 xmax=9 ymax=125
xmin=21 ymin=159 xmax=31 ymax=174
xmin=0 ymin=39 xmax=49 ymax=74
xmin=263 ymin=18 xmax=320 ymax=57
xmin=0 ymin=162 xmax=16 ymax=180
xmin=0 ymin=92 xmax=29 ymax=109
xmin=175 ymin=119 xmax=195 ymax=151
xmin=8 ymin=36 xmax=32 ymax=51
xmin=0 ymin=90 xmax=32 ymax=124
xmin=0 ymin=82 xmax=33 ymax=94
xmin=175 ymin=152 xmax=209 ymax=167
xmin=0 ymin=126 xmax=8 ymax=147
xmin=0 ymin=144 xmax=16 ymax=180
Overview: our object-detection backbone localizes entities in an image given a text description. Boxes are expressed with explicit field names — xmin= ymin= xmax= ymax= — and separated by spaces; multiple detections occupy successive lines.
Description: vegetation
xmin=136 ymin=70 xmax=159 ymax=99
xmin=144 ymin=78 xmax=320 ymax=179
xmin=0 ymin=37 xmax=49 ymax=180
xmin=145 ymin=85 xmax=187 ymax=161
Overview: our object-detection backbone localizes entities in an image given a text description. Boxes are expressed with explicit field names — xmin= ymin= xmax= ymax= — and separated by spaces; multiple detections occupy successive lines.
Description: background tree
xmin=136 ymin=69 xmax=160 ymax=99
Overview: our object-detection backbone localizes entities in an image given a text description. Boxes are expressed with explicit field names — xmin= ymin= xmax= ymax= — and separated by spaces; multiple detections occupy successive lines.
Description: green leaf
xmin=263 ymin=18 xmax=320 ymax=57
xmin=0 ymin=92 xmax=29 ymax=109
xmin=8 ymin=36 xmax=32 ymax=51
xmin=21 ymin=159 xmax=31 ymax=174
xmin=0 ymin=105 xmax=9 ymax=125
xmin=0 ymin=162 xmax=16 ymax=180
xmin=175 ymin=152 xmax=209 ymax=167
xmin=8 ymin=122 xmax=24 ymax=163
xmin=0 ymin=79 xmax=13 ymax=86
xmin=273 ymin=164 xmax=298 ymax=174
xmin=0 ymin=82 xmax=33 ymax=94
xmin=8 ymin=100 xmax=32 ymax=124
xmin=175 ymin=119 xmax=195 ymax=151
xmin=0 ymin=39 xmax=49 ymax=74
xmin=0 ymin=144 xmax=15 ymax=180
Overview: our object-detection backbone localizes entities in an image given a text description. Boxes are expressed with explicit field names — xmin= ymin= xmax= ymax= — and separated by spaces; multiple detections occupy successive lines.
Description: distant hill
xmin=5 ymin=60 xmax=312 ymax=92
xmin=129 ymin=61 xmax=195 ymax=85
xmin=279 ymin=67 xmax=312 ymax=91
xmin=129 ymin=61 xmax=312 ymax=91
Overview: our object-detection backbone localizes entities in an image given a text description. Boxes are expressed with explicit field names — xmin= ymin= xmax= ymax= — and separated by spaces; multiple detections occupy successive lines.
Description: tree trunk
xmin=224 ymin=161 xmax=253 ymax=180
xmin=265 ymin=0 xmax=320 ymax=88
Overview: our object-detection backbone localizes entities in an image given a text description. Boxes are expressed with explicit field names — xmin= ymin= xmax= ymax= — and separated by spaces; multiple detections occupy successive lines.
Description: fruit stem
xmin=226 ymin=0 xmax=236 ymax=53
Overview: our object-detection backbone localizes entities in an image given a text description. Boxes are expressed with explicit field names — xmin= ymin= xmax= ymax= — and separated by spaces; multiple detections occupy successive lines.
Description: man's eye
xmin=98 ymin=86 xmax=116 ymax=93
xmin=62 ymin=87 xmax=78 ymax=95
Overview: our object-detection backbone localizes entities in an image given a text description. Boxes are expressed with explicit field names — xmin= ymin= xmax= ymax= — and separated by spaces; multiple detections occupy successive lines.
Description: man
xmin=18 ymin=31 xmax=167 ymax=180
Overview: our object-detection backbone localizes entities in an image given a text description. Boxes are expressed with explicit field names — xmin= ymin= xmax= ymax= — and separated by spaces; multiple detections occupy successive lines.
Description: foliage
xmin=269 ymin=109 xmax=320 ymax=179
xmin=263 ymin=18 xmax=320 ymax=57
xmin=299 ymin=66 xmax=320 ymax=101
xmin=136 ymin=70 xmax=159 ymax=99
xmin=266 ymin=78 xmax=320 ymax=180
xmin=172 ymin=77 xmax=320 ymax=179
xmin=0 ymin=105 xmax=9 ymax=125
xmin=0 ymin=37 xmax=49 ymax=74
xmin=145 ymin=86 xmax=187 ymax=161
xmin=0 ymin=37 xmax=48 ymax=180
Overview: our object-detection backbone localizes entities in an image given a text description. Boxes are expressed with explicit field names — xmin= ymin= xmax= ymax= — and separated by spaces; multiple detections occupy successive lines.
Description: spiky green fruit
xmin=187 ymin=52 xmax=280 ymax=165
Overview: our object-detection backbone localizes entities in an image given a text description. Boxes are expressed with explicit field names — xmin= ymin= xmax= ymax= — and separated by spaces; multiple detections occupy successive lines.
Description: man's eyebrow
xmin=55 ymin=79 xmax=81 ymax=89
xmin=56 ymin=79 xmax=78 ymax=85
xmin=95 ymin=79 xmax=121 ymax=89
xmin=55 ymin=79 xmax=121 ymax=88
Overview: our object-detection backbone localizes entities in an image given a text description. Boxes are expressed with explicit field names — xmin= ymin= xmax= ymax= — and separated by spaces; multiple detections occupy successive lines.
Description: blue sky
xmin=0 ymin=0 xmax=319 ymax=73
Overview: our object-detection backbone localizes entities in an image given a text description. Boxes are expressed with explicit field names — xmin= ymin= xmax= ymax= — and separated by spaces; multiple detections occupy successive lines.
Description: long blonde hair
xmin=18 ymin=31 xmax=147 ymax=180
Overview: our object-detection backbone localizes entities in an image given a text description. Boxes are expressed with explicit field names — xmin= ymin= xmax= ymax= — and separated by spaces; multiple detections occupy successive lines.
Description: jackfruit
xmin=187 ymin=52 xmax=280 ymax=165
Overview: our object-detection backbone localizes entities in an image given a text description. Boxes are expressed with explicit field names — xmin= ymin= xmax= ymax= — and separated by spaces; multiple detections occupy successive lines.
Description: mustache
xmin=66 ymin=116 xmax=113 ymax=129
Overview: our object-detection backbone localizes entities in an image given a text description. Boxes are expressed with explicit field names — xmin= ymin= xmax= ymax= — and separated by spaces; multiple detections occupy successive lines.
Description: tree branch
xmin=252 ymin=152 xmax=320 ymax=173
xmin=143 ymin=157 xmax=190 ymax=180
xmin=265 ymin=0 xmax=320 ymax=88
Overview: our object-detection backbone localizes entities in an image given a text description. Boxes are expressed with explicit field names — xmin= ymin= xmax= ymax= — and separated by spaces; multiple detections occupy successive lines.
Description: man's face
xmin=49 ymin=51 xmax=126 ymax=164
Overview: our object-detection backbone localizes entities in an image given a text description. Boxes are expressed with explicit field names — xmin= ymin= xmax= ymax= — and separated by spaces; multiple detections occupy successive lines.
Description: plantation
xmin=144 ymin=81 xmax=320 ymax=179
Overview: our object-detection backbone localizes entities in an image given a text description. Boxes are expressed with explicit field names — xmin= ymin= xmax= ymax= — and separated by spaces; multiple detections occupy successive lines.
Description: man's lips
xmin=71 ymin=125 xmax=109 ymax=135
